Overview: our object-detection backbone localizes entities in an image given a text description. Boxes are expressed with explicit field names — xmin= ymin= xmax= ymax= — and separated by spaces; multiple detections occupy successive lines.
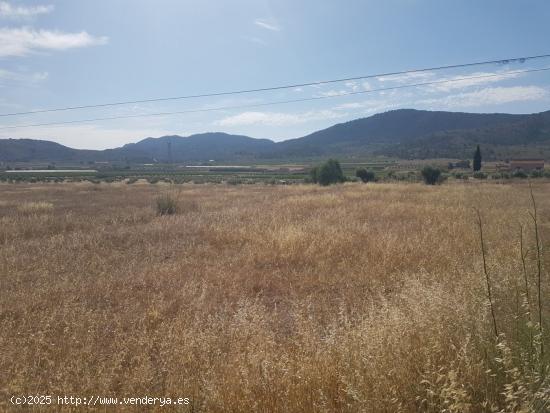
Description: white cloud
xmin=31 ymin=70 xmax=47 ymax=81
xmin=254 ymin=19 xmax=281 ymax=31
xmin=377 ymin=71 xmax=435 ymax=83
xmin=0 ymin=96 xmax=22 ymax=109
xmin=317 ymin=89 xmax=348 ymax=97
xmin=218 ymin=109 xmax=343 ymax=127
xmin=345 ymin=81 xmax=359 ymax=91
xmin=418 ymin=86 xmax=548 ymax=109
xmin=0 ymin=27 xmax=108 ymax=57
xmin=333 ymin=97 xmax=401 ymax=115
xmin=376 ymin=69 xmax=530 ymax=94
xmin=243 ymin=35 xmax=267 ymax=46
xmin=0 ymin=1 xmax=53 ymax=19
xmin=320 ymin=81 xmax=371 ymax=96
xmin=0 ymin=67 xmax=48 ymax=86
xmin=0 ymin=68 xmax=46 ymax=80
xmin=427 ymin=71 xmax=524 ymax=92
xmin=336 ymin=102 xmax=364 ymax=110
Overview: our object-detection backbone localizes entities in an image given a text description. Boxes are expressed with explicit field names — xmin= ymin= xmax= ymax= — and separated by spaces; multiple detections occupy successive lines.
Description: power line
xmin=1 ymin=67 xmax=548 ymax=131
xmin=1 ymin=53 xmax=550 ymax=118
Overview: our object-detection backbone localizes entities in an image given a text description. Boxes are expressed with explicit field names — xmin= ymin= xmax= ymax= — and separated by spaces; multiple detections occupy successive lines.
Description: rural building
xmin=448 ymin=160 xmax=470 ymax=169
xmin=495 ymin=162 xmax=510 ymax=171
xmin=509 ymin=159 xmax=545 ymax=171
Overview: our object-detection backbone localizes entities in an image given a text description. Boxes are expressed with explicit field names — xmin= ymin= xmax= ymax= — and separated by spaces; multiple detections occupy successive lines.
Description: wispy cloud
xmin=254 ymin=18 xmax=281 ymax=32
xmin=377 ymin=71 xmax=434 ymax=83
xmin=317 ymin=89 xmax=348 ymax=97
xmin=317 ymin=80 xmax=374 ymax=97
xmin=243 ymin=35 xmax=267 ymax=46
xmin=0 ymin=1 xmax=53 ymax=19
xmin=0 ymin=27 xmax=108 ymax=57
xmin=376 ymin=69 xmax=530 ymax=93
xmin=218 ymin=109 xmax=343 ymax=127
xmin=418 ymin=86 xmax=548 ymax=109
xmin=333 ymin=97 xmax=400 ymax=113
xmin=0 ymin=68 xmax=48 ymax=86
xmin=427 ymin=71 xmax=525 ymax=92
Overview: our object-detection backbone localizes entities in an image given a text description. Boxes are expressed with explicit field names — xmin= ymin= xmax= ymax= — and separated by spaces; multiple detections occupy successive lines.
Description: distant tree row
xmin=309 ymin=145 xmax=488 ymax=186
xmin=309 ymin=159 xmax=379 ymax=186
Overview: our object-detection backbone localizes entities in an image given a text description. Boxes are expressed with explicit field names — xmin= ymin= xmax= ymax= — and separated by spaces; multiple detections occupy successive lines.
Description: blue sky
xmin=0 ymin=0 xmax=550 ymax=149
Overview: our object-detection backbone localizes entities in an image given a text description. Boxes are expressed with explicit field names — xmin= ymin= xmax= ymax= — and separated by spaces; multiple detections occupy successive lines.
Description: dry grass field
xmin=1 ymin=181 xmax=549 ymax=412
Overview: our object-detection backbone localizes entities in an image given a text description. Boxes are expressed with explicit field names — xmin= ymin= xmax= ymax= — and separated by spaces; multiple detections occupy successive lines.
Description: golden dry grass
xmin=1 ymin=181 xmax=549 ymax=412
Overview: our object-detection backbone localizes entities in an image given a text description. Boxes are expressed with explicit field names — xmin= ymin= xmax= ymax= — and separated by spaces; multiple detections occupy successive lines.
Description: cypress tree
xmin=473 ymin=145 xmax=482 ymax=171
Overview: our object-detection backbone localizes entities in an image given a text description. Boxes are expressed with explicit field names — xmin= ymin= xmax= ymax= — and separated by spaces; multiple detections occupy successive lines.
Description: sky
xmin=0 ymin=0 xmax=550 ymax=149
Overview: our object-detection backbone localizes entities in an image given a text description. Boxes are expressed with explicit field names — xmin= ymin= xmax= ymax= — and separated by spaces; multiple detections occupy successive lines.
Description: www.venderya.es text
xmin=10 ymin=395 xmax=190 ymax=407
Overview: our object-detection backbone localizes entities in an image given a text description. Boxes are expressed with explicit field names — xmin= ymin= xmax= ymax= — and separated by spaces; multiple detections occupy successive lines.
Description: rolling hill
xmin=2 ymin=109 xmax=550 ymax=163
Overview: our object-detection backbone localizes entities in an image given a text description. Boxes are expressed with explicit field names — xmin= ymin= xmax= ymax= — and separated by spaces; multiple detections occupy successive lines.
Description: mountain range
xmin=2 ymin=108 xmax=550 ymax=163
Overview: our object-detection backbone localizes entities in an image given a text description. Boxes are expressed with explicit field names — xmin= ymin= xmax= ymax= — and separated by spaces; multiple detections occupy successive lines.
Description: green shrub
xmin=311 ymin=159 xmax=345 ymax=186
xmin=421 ymin=166 xmax=442 ymax=185
xmin=473 ymin=171 xmax=487 ymax=180
xmin=155 ymin=194 xmax=178 ymax=215
xmin=530 ymin=169 xmax=544 ymax=178
xmin=309 ymin=166 xmax=319 ymax=183
xmin=355 ymin=168 xmax=376 ymax=183
xmin=513 ymin=170 xmax=528 ymax=179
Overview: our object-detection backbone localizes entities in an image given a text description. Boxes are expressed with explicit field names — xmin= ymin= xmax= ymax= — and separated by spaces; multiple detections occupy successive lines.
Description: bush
xmin=530 ymin=169 xmax=544 ymax=178
xmin=356 ymin=168 xmax=376 ymax=183
xmin=421 ymin=166 xmax=442 ymax=185
xmin=309 ymin=167 xmax=318 ymax=183
xmin=512 ymin=170 xmax=528 ymax=179
xmin=310 ymin=159 xmax=345 ymax=186
xmin=155 ymin=192 xmax=199 ymax=216
xmin=155 ymin=194 xmax=179 ymax=215
xmin=473 ymin=171 xmax=487 ymax=180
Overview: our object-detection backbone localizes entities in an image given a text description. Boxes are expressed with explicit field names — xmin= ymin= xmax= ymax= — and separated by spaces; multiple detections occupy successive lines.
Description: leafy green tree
xmin=309 ymin=166 xmax=319 ymax=183
xmin=311 ymin=159 xmax=345 ymax=186
xmin=421 ymin=166 xmax=442 ymax=185
xmin=356 ymin=168 xmax=376 ymax=183
xmin=473 ymin=145 xmax=482 ymax=171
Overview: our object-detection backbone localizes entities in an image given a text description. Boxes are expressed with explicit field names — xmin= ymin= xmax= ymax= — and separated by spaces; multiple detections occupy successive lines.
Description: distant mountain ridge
xmin=2 ymin=109 xmax=550 ymax=162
